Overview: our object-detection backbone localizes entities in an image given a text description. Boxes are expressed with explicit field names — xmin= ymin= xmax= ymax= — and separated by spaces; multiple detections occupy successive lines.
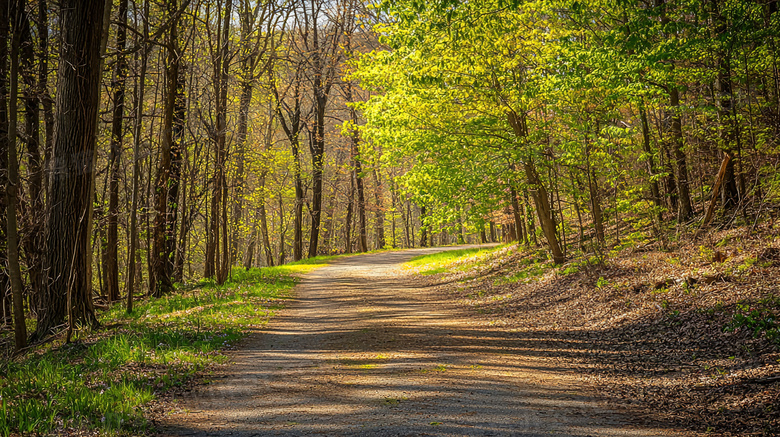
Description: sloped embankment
xmin=409 ymin=227 xmax=780 ymax=436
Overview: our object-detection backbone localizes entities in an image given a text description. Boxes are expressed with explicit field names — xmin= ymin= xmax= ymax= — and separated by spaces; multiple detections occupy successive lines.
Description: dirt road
xmin=158 ymin=247 xmax=678 ymax=436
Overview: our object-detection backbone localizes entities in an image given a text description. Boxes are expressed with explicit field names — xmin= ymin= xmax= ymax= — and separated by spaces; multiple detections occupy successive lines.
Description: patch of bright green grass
xmin=0 ymin=257 xmax=335 ymax=436
xmin=403 ymin=246 xmax=506 ymax=275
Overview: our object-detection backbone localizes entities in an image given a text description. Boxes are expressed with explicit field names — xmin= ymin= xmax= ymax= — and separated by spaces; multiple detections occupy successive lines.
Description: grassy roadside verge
xmin=403 ymin=245 xmax=509 ymax=275
xmin=0 ymin=256 xmax=335 ymax=436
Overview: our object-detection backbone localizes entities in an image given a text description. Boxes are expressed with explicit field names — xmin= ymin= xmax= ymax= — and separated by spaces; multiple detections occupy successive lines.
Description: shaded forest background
xmin=1 ymin=0 xmax=780 ymax=353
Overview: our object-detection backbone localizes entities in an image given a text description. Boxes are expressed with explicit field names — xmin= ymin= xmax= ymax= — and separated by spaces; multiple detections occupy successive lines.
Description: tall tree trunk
xmin=293 ymin=142 xmax=304 ymax=259
xmin=669 ymin=88 xmax=693 ymax=220
xmin=106 ymin=0 xmax=128 ymax=302
xmin=710 ymin=0 xmax=739 ymax=209
xmin=150 ymin=1 xmax=184 ymax=297
xmin=278 ymin=194 xmax=286 ymax=265
xmin=34 ymin=0 xmax=105 ymax=339
xmin=419 ymin=205 xmax=428 ymax=247
xmin=584 ymin=132 xmax=605 ymax=247
xmin=345 ymin=79 xmax=367 ymax=252
xmin=273 ymin=70 xmax=304 ymax=261
xmin=510 ymin=185 xmax=524 ymax=243
xmin=639 ymin=101 xmax=663 ymax=223
xmin=232 ymin=82 xmax=252 ymax=266
xmin=259 ymin=180 xmax=275 ymax=267
xmin=39 ymin=0 xmax=54 ymax=194
xmin=308 ymin=122 xmax=325 ymax=258
xmin=209 ymin=0 xmax=232 ymax=282
xmin=372 ymin=169 xmax=385 ymax=249
xmin=18 ymin=8 xmax=44 ymax=308
xmin=323 ymin=171 xmax=340 ymax=253
xmin=6 ymin=0 xmax=27 ymax=350
xmin=345 ymin=171 xmax=355 ymax=253
xmin=507 ymin=111 xmax=564 ymax=263
xmin=127 ymin=1 xmax=150 ymax=314
xmin=0 ymin=0 xmax=10 ymax=328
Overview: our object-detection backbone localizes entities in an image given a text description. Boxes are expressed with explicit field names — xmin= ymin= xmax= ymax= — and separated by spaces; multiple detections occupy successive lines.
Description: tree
xmin=150 ymin=0 xmax=186 ymax=297
xmin=106 ymin=0 xmax=129 ymax=302
xmin=33 ymin=0 xmax=107 ymax=340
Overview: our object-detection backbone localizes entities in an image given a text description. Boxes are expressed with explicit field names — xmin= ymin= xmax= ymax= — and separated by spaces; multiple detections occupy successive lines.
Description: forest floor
xmin=412 ymin=223 xmax=780 ymax=436
xmin=156 ymin=246 xmax=680 ymax=436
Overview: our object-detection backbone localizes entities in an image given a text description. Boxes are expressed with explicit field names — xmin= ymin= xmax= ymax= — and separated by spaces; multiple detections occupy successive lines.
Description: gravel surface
xmin=157 ymin=246 xmax=680 ymax=436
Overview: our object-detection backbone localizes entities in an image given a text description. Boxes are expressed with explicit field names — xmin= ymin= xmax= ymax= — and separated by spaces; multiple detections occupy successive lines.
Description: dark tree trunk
xmin=669 ymin=88 xmax=693 ymax=220
xmin=277 ymin=194 xmax=286 ymax=265
xmin=507 ymin=112 xmax=564 ymax=263
xmin=259 ymin=179 xmax=275 ymax=266
xmin=710 ymin=0 xmax=739 ymax=209
xmin=639 ymin=101 xmax=663 ymax=223
xmin=207 ymin=0 xmax=232 ymax=283
xmin=0 ymin=0 xmax=10 ymax=328
xmin=510 ymin=185 xmax=524 ymax=244
xmin=419 ymin=205 xmax=428 ymax=247
xmin=34 ymin=0 xmax=105 ymax=339
xmin=38 ymin=0 xmax=54 ymax=196
xmin=323 ymin=171 xmax=339 ymax=253
xmin=273 ymin=70 xmax=304 ymax=261
xmin=372 ymin=169 xmax=385 ymax=249
xmin=18 ymin=8 xmax=44 ymax=307
xmin=7 ymin=0 xmax=27 ymax=350
xmin=232 ymin=81 xmax=252 ymax=266
xmin=585 ymin=133 xmax=605 ymax=247
xmin=345 ymin=79 xmax=367 ymax=253
xmin=106 ymin=0 xmax=128 ymax=302
xmin=126 ymin=3 xmax=150 ymax=314
xmin=150 ymin=1 xmax=183 ymax=297
xmin=293 ymin=141 xmax=304 ymax=259
xmin=308 ymin=120 xmax=325 ymax=258
xmin=345 ymin=172 xmax=355 ymax=254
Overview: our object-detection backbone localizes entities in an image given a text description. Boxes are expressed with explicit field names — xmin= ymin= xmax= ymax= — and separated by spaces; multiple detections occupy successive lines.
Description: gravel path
xmin=158 ymin=247 xmax=679 ymax=436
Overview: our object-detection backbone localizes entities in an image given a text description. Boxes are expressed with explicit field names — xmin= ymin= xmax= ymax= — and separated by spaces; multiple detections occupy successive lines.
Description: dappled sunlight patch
xmin=402 ymin=244 xmax=511 ymax=276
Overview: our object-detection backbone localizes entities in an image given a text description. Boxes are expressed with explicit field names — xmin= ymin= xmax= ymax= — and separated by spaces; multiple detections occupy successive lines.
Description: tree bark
xmin=18 ymin=7 xmax=44 ymax=308
xmin=150 ymin=0 xmax=184 ymax=297
xmin=710 ymin=0 xmax=740 ymax=209
xmin=207 ymin=0 xmax=232 ymax=283
xmin=669 ymin=88 xmax=693 ymax=220
xmin=639 ymin=101 xmax=663 ymax=223
xmin=273 ymin=69 xmax=305 ymax=261
xmin=419 ymin=205 xmax=428 ymax=247
xmin=127 ymin=0 xmax=150 ymax=314
xmin=34 ymin=0 xmax=105 ymax=339
xmin=510 ymin=185 xmax=524 ymax=243
xmin=7 ymin=0 xmax=27 ymax=350
xmin=507 ymin=111 xmax=564 ymax=263
xmin=372 ymin=169 xmax=385 ymax=249
xmin=0 ymin=0 xmax=10 ymax=328
xmin=345 ymin=171 xmax=355 ymax=253
xmin=106 ymin=0 xmax=128 ymax=302
xmin=584 ymin=132 xmax=605 ymax=247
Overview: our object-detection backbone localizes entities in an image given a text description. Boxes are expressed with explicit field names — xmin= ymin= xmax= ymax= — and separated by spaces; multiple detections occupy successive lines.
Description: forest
xmin=0 ymin=0 xmax=779 ymax=434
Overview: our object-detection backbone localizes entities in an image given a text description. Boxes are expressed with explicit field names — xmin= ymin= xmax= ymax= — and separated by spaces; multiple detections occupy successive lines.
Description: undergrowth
xmin=0 ymin=257 xmax=334 ymax=436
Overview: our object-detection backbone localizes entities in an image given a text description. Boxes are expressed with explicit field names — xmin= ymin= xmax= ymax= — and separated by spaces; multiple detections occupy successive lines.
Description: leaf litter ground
xmin=413 ymin=224 xmax=780 ymax=436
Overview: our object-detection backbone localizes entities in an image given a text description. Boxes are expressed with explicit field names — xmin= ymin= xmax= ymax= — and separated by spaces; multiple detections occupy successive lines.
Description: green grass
xmin=403 ymin=246 xmax=506 ymax=275
xmin=0 ymin=257 xmax=335 ymax=436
